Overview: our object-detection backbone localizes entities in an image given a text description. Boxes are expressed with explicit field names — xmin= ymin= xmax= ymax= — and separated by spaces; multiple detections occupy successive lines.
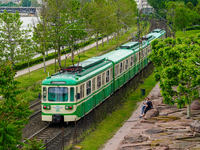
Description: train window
xmin=115 ymin=64 xmax=119 ymax=77
xmin=86 ymin=80 xmax=91 ymax=95
xmin=70 ymin=87 xmax=74 ymax=102
xmin=80 ymin=84 xmax=85 ymax=99
xmin=137 ymin=53 xmax=139 ymax=62
xmin=106 ymin=70 xmax=109 ymax=83
xmin=97 ymin=75 xmax=101 ymax=89
xmin=92 ymin=78 xmax=95 ymax=91
xmin=120 ymin=62 xmax=123 ymax=73
xmin=131 ymin=57 xmax=133 ymax=66
xmin=48 ymin=87 xmax=68 ymax=102
xmin=102 ymin=73 xmax=105 ymax=85
xmin=110 ymin=68 xmax=113 ymax=80
xmin=43 ymin=87 xmax=47 ymax=101
xmin=125 ymin=59 xmax=128 ymax=70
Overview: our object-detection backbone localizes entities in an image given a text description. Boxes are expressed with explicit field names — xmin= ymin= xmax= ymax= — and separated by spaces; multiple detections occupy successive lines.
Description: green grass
xmin=69 ymin=72 xmax=157 ymax=150
xmin=175 ymin=30 xmax=200 ymax=38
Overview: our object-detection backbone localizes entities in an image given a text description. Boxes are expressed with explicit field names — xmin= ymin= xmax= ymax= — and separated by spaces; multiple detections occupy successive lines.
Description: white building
xmin=135 ymin=0 xmax=153 ymax=12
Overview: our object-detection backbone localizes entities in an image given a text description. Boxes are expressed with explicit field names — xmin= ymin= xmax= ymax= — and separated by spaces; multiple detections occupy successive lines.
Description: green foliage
xmin=149 ymin=35 xmax=200 ymax=108
xmin=31 ymin=0 xmax=38 ymax=7
xmin=147 ymin=0 xmax=166 ymax=13
xmin=0 ymin=10 xmax=31 ymax=65
xmin=0 ymin=2 xmax=18 ymax=7
xmin=186 ymin=2 xmax=194 ymax=10
xmin=22 ymin=0 xmax=31 ymax=7
xmin=0 ymin=62 xmax=31 ymax=149
xmin=23 ymin=137 xmax=45 ymax=150
xmin=186 ymin=25 xmax=200 ymax=30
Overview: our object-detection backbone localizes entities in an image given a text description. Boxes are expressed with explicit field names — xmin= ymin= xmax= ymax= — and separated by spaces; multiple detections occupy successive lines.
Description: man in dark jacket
xmin=142 ymin=97 xmax=153 ymax=117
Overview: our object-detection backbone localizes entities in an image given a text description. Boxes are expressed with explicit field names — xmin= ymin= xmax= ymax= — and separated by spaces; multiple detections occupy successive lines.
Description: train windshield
xmin=48 ymin=87 xmax=68 ymax=102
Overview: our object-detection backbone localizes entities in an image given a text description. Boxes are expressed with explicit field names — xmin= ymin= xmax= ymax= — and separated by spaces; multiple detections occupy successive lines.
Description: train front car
xmin=41 ymin=72 xmax=78 ymax=123
xmin=41 ymin=57 xmax=113 ymax=123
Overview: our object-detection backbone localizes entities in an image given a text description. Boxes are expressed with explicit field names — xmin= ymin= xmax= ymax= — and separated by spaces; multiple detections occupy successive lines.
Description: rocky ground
xmin=118 ymin=83 xmax=200 ymax=150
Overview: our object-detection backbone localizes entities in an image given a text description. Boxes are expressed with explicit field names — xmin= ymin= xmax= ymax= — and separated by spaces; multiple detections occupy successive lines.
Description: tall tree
xmin=64 ymin=0 xmax=87 ymax=61
xmin=0 ymin=10 xmax=31 ymax=66
xmin=22 ymin=0 xmax=31 ymax=7
xmin=31 ymin=0 xmax=38 ymax=7
xmin=149 ymin=37 xmax=200 ymax=118
xmin=147 ymin=0 xmax=167 ymax=13
xmin=82 ymin=0 xmax=105 ymax=50
xmin=0 ymin=62 xmax=31 ymax=149
xmin=46 ymin=0 xmax=74 ymax=69
xmin=174 ymin=6 xmax=190 ymax=33
xmin=32 ymin=3 xmax=51 ymax=73
xmin=186 ymin=2 xmax=194 ymax=10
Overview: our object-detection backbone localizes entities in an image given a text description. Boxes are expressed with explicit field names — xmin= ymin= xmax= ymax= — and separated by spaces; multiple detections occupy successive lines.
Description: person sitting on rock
xmin=142 ymin=97 xmax=153 ymax=117
xmin=140 ymin=99 xmax=147 ymax=118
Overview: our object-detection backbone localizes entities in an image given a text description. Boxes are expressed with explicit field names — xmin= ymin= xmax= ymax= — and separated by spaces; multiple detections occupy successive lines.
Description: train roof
xmin=119 ymin=42 xmax=139 ymax=49
xmin=100 ymin=49 xmax=134 ymax=63
xmin=152 ymin=29 xmax=162 ymax=33
xmin=42 ymin=50 xmax=134 ymax=85
xmin=42 ymin=60 xmax=112 ymax=85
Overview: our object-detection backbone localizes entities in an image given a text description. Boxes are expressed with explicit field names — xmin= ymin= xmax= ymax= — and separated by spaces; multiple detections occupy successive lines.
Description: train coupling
xmin=52 ymin=114 xmax=62 ymax=123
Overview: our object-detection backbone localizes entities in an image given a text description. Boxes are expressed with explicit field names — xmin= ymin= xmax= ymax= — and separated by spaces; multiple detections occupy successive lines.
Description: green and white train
xmin=41 ymin=29 xmax=165 ymax=123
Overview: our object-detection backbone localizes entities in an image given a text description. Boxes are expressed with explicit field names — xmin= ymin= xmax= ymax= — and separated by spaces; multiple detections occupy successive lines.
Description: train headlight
xmin=47 ymin=105 xmax=51 ymax=110
xmin=43 ymin=105 xmax=51 ymax=110
xmin=65 ymin=105 xmax=73 ymax=110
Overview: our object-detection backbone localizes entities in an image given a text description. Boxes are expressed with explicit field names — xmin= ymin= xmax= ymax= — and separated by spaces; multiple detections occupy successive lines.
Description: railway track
xmin=29 ymin=100 xmax=41 ymax=119
xmin=24 ymin=123 xmax=73 ymax=149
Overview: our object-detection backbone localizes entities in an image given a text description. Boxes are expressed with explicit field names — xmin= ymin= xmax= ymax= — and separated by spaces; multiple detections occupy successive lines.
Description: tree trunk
xmin=58 ymin=44 xmax=61 ymax=69
xmin=71 ymin=46 xmax=74 ymax=61
xmin=187 ymin=104 xmax=191 ymax=119
xmin=96 ymin=33 xmax=98 ymax=50
xmin=117 ymin=31 xmax=119 ymax=40
xmin=43 ymin=54 xmax=46 ymax=73
xmin=102 ymin=35 xmax=104 ymax=47
xmin=107 ymin=34 xmax=109 ymax=45
xmin=28 ymin=61 xmax=30 ymax=78
xmin=43 ymin=45 xmax=46 ymax=73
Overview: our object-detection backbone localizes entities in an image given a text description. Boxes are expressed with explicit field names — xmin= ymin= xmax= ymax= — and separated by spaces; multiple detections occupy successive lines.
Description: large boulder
xmin=191 ymin=100 xmax=200 ymax=110
xmin=144 ymin=109 xmax=159 ymax=119
xmin=152 ymin=98 xmax=163 ymax=106
xmin=190 ymin=120 xmax=200 ymax=133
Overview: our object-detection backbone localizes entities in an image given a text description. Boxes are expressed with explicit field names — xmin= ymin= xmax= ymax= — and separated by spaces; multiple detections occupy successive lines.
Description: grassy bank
xmin=175 ymin=30 xmax=200 ymax=38
xmin=69 ymin=72 xmax=157 ymax=150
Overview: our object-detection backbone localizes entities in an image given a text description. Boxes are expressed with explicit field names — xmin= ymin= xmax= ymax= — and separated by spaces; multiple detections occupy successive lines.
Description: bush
xmin=186 ymin=25 xmax=200 ymax=31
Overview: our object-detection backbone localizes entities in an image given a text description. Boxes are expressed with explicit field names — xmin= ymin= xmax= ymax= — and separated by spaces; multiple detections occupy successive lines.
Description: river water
xmin=20 ymin=17 xmax=38 ymax=29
